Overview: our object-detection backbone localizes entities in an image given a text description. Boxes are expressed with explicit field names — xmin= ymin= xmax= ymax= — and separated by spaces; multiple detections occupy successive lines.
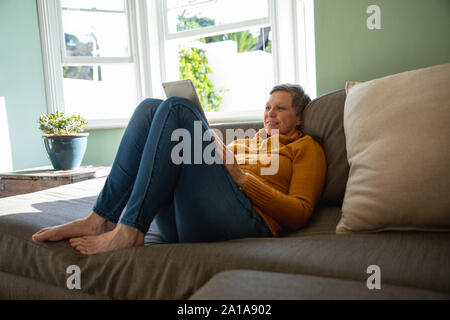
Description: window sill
xmin=85 ymin=110 xmax=264 ymax=130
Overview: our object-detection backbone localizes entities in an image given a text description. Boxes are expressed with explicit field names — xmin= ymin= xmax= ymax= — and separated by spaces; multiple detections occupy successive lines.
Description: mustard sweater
xmin=228 ymin=129 xmax=327 ymax=237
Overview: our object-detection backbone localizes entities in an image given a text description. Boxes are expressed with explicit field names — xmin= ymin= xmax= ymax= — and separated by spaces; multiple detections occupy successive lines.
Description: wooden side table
xmin=0 ymin=165 xmax=111 ymax=198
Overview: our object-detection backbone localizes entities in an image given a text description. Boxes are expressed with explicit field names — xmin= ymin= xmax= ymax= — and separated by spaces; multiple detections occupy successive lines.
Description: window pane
xmin=62 ymin=64 xmax=138 ymax=119
xmin=61 ymin=2 xmax=130 ymax=57
xmin=166 ymin=0 xmax=269 ymax=33
xmin=166 ymin=27 xmax=274 ymax=113
xmin=61 ymin=0 xmax=125 ymax=12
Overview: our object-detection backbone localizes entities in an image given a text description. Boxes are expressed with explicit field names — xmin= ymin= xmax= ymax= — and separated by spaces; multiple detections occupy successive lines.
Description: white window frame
xmin=38 ymin=0 xmax=316 ymax=129
xmin=37 ymin=0 xmax=151 ymax=129
xmin=295 ymin=0 xmax=317 ymax=99
xmin=159 ymin=0 xmax=274 ymax=122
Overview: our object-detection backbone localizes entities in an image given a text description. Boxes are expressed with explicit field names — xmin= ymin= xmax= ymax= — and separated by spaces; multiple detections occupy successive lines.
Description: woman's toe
xmin=32 ymin=230 xmax=50 ymax=242
xmin=69 ymin=237 xmax=83 ymax=247
xmin=35 ymin=228 xmax=48 ymax=235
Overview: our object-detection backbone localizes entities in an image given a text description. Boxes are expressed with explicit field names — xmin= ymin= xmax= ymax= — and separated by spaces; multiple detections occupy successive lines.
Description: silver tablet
xmin=162 ymin=79 xmax=208 ymax=123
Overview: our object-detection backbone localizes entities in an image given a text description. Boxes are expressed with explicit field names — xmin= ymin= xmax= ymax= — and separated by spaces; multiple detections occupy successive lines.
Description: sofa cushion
xmin=1 ymin=178 xmax=449 ymax=299
xmin=0 ymin=271 xmax=109 ymax=300
xmin=189 ymin=270 xmax=450 ymax=300
xmin=210 ymin=121 xmax=263 ymax=142
xmin=345 ymin=81 xmax=360 ymax=94
xmin=337 ymin=63 xmax=450 ymax=234
xmin=302 ymin=89 xmax=349 ymax=205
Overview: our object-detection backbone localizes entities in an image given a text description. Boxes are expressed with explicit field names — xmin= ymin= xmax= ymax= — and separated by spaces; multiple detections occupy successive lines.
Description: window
xmin=38 ymin=0 xmax=145 ymax=128
xmin=38 ymin=0 xmax=316 ymax=128
xmin=162 ymin=0 xmax=273 ymax=121
xmin=60 ymin=0 xmax=140 ymax=120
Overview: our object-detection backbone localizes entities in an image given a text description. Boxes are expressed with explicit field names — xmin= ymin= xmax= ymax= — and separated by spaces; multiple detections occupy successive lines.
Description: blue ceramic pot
xmin=42 ymin=134 xmax=89 ymax=170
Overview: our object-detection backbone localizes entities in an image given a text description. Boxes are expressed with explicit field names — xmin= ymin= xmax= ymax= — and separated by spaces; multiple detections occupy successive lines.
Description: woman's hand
xmin=211 ymin=130 xmax=248 ymax=188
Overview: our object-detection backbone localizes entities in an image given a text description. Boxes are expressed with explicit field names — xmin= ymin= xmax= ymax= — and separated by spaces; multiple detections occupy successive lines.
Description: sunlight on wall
xmin=0 ymin=97 xmax=13 ymax=172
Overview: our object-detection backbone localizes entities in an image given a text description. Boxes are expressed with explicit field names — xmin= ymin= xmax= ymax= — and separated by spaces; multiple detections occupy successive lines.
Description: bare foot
xmin=32 ymin=212 xmax=115 ymax=242
xmin=69 ymin=224 xmax=144 ymax=255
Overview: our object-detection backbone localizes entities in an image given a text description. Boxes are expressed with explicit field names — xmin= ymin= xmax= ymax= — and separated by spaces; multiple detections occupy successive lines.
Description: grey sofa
xmin=0 ymin=89 xmax=449 ymax=300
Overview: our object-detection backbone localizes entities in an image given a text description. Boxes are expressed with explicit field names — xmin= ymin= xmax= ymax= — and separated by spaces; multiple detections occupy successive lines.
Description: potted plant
xmin=38 ymin=110 xmax=89 ymax=170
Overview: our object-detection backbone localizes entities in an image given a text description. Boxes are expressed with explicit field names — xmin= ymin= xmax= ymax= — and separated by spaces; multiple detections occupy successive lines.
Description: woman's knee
xmin=162 ymin=96 xmax=196 ymax=112
xmin=133 ymin=98 xmax=164 ymax=118
xmin=159 ymin=96 xmax=207 ymax=126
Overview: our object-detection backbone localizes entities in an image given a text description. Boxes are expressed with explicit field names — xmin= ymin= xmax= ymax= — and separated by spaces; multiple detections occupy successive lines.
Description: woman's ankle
xmin=86 ymin=211 xmax=105 ymax=223
xmin=116 ymin=223 xmax=144 ymax=244
xmin=87 ymin=212 xmax=115 ymax=230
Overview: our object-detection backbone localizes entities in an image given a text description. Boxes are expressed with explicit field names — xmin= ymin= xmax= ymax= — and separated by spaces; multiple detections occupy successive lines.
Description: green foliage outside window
xmin=176 ymin=13 xmax=270 ymax=52
xmin=222 ymin=30 xmax=259 ymax=53
xmin=176 ymin=14 xmax=272 ymax=112
xmin=177 ymin=14 xmax=215 ymax=32
xmin=178 ymin=47 xmax=222 ymax=112
xmin=177 ymin=13 xmax=223 ymax=112
xmin=63 ymin=33 xmax=102 ymax=81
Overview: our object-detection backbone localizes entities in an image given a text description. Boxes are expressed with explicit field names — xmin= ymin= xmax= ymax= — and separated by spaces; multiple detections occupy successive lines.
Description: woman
xmin=32 ymin=84 xmax=327 ymax=255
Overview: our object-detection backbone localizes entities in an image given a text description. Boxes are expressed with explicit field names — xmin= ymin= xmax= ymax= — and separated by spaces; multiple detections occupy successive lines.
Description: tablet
xmin=162 ymin=79 xmax=208 ymax=123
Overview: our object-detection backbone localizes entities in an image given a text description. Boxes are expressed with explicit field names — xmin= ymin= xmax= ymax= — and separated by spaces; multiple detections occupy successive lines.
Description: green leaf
xmin=37 ymin=110 xmax=87 ymax=135
xmin=178 ymin=46 xmax=223 ymax=112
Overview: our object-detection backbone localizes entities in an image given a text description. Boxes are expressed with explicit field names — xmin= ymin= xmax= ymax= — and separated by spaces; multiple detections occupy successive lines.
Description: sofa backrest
xmin=210 ymin=121 xmax=264 ymax=140
xmin=210 ymin=89 xmax=349 ymax=206
xmin=302 ymin=89 xmax=349 ymax=205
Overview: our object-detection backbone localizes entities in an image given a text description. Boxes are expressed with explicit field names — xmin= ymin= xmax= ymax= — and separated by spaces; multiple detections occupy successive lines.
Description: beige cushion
xmin=337 ymin=63 xmax=450 ymax=234
xmin=345 ymin=81 xmax=360 ymax=94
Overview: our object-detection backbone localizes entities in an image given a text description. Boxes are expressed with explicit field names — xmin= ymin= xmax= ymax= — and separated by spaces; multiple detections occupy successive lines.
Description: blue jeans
xmin=92 ymin=97 xmax=272 ymax=243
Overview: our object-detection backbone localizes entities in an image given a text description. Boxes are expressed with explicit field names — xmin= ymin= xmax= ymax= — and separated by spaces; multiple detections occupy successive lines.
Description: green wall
xmin=1 ymin=0 xmax=449 ymax=170
xmin=314 ymin=0 xmax=450 ymax=95
xmin=0 ymin=0 xmax=48 ymax=171
xmin=0 ymin=0 xmax=123 ymax=170
xmin=82 ymin=128 xmax=124 ymax=165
